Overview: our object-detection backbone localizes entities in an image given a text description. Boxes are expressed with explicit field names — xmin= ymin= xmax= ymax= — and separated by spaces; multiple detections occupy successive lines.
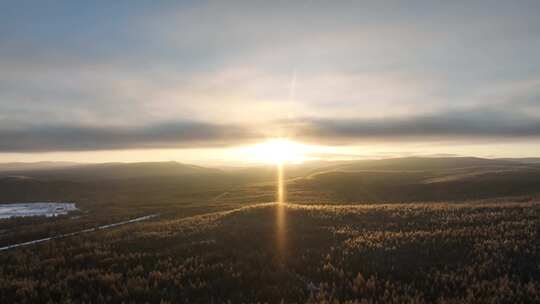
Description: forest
xmin=1 ymin=199 xmax=540 ymax=303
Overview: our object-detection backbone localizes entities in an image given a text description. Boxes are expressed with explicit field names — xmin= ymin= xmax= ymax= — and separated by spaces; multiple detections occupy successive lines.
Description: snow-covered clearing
xmin=0 ymin=203 xmax=78 ymax=219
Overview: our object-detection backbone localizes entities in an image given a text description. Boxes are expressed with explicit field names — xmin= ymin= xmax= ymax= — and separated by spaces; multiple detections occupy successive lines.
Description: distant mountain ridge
xmin=0 ymin=161 xmax=79 ymax=172
xmin=1 ymin=156 xmax=540 ymax=185
xmin=1 ymin=157 xmax=540 ymax=204
xmin=0 ymin=161 xmax=222 ymax=181
xmin=329 ymin=157 xmax=515 ymax=171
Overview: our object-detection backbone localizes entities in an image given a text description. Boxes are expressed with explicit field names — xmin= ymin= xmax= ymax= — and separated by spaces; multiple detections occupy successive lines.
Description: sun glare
xmin=246 ymin=138 xmax=307 ymax=164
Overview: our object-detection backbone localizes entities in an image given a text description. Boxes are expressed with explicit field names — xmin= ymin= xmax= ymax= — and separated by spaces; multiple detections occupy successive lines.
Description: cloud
xmin=294 ymin=108 xmax=540 ymax=143
xmin=3 ymin=106 xmax=540 ymax=153
xmin=0 ymin=121 xmax=259 ymax=152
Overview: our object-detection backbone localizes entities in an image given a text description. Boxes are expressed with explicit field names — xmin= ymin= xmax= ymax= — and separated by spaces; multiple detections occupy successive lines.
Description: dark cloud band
xmin=2 ymin=109 xmax=540 ymax=152
xmin=0 ymin=121 xmax=258 ymax=152
xmin=297 ymin=110 xmax=540 ymax=142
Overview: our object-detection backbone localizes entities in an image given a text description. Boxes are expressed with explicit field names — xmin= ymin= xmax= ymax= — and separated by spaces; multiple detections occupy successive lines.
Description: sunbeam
xmin=276 ymin=160 xmax=287 ymax=259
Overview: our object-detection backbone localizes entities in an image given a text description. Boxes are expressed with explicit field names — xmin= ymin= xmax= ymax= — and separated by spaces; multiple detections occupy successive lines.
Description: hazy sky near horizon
xmin=2 ymin=1 xmax=540 ymax=163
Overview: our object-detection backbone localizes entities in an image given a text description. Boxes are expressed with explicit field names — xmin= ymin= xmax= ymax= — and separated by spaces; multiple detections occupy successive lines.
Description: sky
xmin=1 ymin=1 xmax=540 ymax=164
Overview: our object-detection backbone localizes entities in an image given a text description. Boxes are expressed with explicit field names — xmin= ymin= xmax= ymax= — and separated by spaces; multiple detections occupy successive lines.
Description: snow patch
xmin=0 ymin=203 xmax=78 ymax=219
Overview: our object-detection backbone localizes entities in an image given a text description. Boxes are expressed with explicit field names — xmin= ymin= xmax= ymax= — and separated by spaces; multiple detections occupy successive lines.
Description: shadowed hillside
xmin=3 ymin=157 xmax=540 ymax=209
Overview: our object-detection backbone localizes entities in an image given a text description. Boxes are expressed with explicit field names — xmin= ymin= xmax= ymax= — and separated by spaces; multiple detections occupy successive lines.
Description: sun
xmin=245 ymin=138 xmax=307 ymax=164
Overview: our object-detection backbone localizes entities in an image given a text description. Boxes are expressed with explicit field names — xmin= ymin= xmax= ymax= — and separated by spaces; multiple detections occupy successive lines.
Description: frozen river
xmin=0 ymin=202 xmax=78 ymax=219
xmin=0 ymin=213 xmax=158 ymax=251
